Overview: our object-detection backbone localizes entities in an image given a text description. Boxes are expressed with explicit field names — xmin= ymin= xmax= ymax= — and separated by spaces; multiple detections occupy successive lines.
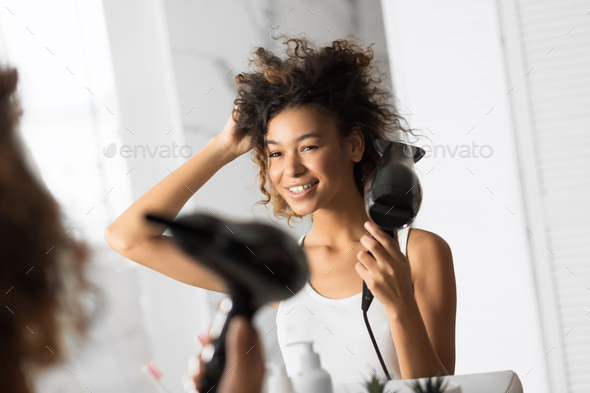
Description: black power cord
xmin=361 ymin=229 xmax=397 ymax=380
xmin=362 ymin=281 xmax=391 ymax=380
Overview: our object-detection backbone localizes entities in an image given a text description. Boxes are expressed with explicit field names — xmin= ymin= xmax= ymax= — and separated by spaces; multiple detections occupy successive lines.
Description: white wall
xmin=381 ymin=1 xmax=548 ymax=392
xmin=100 ymin=0 xmax=214 ymax=390
xmin=497 ymin=0 xmax=590 ymax=391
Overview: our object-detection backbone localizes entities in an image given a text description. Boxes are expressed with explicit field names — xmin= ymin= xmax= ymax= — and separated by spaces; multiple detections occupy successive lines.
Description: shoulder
xmin=406 ymin=228 xmax=454 ymax=286
xmin=407 ymin=228 xmax=451 ymax=256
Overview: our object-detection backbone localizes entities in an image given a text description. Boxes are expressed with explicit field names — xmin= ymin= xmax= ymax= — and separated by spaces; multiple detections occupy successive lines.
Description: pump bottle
xmin=287 ymin=341 xmax=333 ymax=393
xmin=264 ymin=362 xmax=294 ymax=393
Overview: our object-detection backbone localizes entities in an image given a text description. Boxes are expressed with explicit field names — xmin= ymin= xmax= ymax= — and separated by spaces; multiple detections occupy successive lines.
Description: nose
xmin=283 ymin=152 xmax=305 ymax=177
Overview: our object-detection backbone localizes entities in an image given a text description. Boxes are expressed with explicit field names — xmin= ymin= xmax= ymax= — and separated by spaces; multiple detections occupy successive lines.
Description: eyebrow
xmin=265 ymin=132 xmax=324 ymax=146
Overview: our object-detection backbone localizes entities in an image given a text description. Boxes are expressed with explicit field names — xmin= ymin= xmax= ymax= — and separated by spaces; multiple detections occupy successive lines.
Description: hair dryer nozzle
xmin=374 ymin=139 xmax=425 ymax=164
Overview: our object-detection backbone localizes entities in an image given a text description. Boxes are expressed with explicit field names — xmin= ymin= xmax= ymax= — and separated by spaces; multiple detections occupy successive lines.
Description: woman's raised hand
xmin=214 ymin=105 xmax=254 ymax=159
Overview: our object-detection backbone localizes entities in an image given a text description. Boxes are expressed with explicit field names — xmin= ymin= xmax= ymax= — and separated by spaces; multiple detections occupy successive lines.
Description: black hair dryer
xmin=145 ymin=213 xmax=310 ymax=393
xmin=362 ymin=139 xmax=426 ymax=306
xmin=361 ymin=139 xmax=426 ymax=379
xmin=364 ymin=139 xmax=426 ymax=231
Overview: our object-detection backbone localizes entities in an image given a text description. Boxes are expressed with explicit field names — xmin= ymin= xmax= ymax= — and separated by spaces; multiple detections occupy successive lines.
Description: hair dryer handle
xmin=361 ymin=229 xmax=397 ymax=312
xmin=362 ymin=280 xmax=374 ymax=311
xmin=197 ymin=298 xmax=246 ymax=393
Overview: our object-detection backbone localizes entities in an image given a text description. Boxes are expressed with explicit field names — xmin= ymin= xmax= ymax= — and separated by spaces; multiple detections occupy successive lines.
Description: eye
xmin=267 ymin=146 xmax=317 ymax=158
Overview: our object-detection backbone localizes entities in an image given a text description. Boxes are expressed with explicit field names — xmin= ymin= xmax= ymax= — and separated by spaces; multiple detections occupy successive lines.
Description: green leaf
xmin=405 ymin=371 xmax=449 ymax=393
xmin=362 ymin=367 xmax=400 ymax=393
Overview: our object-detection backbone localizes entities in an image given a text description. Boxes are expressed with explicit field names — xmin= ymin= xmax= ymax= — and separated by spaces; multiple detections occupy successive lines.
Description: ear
xmin=348 ymin=126 xmax=365 ymax=163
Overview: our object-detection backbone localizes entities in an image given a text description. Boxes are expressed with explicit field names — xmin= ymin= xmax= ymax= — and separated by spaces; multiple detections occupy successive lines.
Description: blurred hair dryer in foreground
xmin=145 ymin=213 xmax=310 ymax=393
xmin=361 ymin=139 xmax=426 ymax=380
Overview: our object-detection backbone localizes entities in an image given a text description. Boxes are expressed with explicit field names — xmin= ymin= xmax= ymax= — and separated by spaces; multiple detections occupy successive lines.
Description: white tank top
xmin=276 ymin=227 xmax=411 ymax=384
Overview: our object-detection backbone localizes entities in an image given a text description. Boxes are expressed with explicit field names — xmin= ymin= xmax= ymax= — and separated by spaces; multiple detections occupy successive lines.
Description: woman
xmin=106 ymin=34 xmax=456 ymax=384
xmin=0 ymin=66 xmax=263 ymax=393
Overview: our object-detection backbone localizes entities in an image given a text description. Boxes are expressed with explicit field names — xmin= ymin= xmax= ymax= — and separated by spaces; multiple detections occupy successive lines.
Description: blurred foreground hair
xmin=0 ymin=66 xmax=101 ymax=393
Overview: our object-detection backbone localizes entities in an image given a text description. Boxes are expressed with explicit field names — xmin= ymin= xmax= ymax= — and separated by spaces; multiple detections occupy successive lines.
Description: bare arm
xmin=105 ymin=136 xmax=235 ymax=250
xmin=411 ymin=230 xmax=456 ymax=375
xmin=387 ymin=229 xmax=456 ymax=379
xmin=105 ymin=108 xmax=254 ymax=292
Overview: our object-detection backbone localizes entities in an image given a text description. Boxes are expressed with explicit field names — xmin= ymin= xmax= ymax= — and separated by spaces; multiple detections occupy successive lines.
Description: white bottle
xmin=287 ymin=341 xmax=333 ymax=393
xmin=264 ymin=362 xmax=294 ymax=393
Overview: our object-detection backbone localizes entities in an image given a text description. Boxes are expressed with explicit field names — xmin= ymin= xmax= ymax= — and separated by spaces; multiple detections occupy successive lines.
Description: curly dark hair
xmin=0 ymin=67 xmax=102 ymax=393
xmin=232 ymin=33 xmax=421 ymax=228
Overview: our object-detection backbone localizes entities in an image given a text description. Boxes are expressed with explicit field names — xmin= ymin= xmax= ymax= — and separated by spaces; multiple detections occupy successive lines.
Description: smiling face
xmin=265 ymin=105 xmax=364 ymax=216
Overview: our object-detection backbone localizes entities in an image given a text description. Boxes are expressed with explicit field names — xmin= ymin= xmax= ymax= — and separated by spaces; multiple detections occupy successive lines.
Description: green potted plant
xmin=407 ymin=371 xmax=447 ymax=393
xmin=363 ymin=368 xmax=450 ymax=393
xmin=362 ymin=370 xmax=397 ymax=393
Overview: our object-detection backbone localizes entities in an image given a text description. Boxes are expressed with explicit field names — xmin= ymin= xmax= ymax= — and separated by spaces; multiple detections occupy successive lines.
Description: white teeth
xmin=289 ymin=181 xmax=318 ymax=193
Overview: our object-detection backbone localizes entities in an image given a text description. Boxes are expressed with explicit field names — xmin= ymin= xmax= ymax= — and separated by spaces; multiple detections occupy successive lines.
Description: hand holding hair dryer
xmin=361 ymin=139 xmax=426 ymax=380
xmin=145 ymin=212 xmax=310 ymax=393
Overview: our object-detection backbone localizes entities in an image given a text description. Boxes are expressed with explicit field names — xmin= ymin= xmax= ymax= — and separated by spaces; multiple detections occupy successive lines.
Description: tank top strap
xmin=397 ymin=226 xmax=411 ymax=257
xmin=297 ymin=234 xmax=305 ymax=246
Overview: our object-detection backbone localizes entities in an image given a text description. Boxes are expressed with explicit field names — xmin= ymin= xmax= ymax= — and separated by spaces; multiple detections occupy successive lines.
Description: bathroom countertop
xmin=333 ymin=370 xmax=523 ymax=393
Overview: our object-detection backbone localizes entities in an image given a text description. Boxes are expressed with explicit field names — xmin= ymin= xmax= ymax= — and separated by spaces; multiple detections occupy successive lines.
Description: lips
xmin=285 ymin=180 xmax=319 ymax=190
xmin=286 ymin=180 xmax=319 ymax=198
